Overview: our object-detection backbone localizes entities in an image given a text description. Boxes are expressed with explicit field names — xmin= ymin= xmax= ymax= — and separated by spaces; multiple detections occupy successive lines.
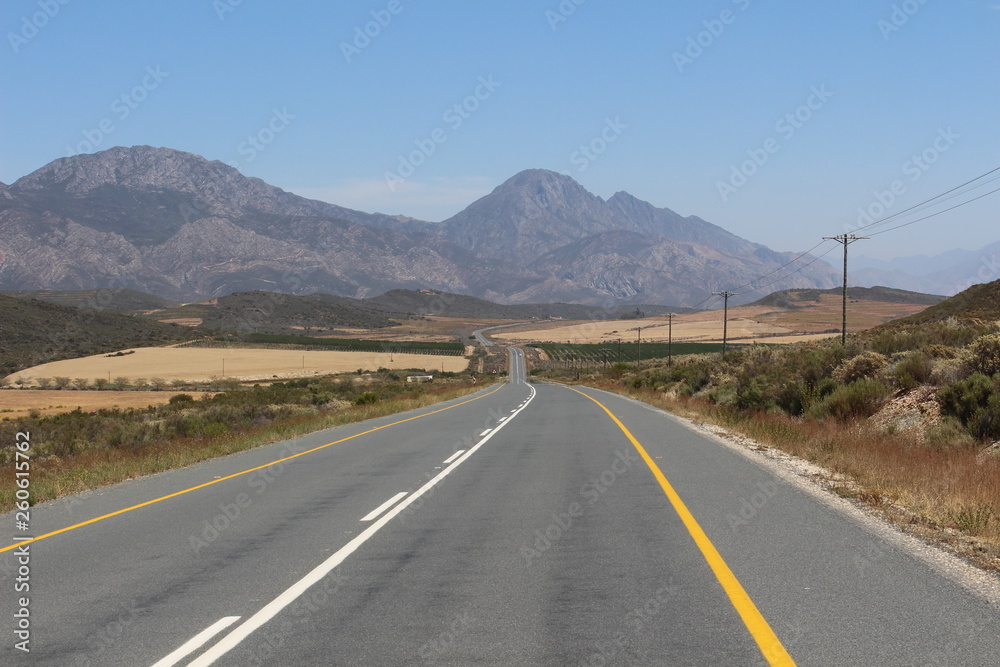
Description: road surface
xmin=3 ymin=348 xmax=999 ymax=665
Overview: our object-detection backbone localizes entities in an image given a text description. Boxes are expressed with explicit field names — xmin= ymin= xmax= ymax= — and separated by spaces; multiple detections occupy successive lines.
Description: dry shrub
xmin=966 ymin=332 xmax=1000 ymax=377
xmin=833 ymin=351 xmax=888 ymax=384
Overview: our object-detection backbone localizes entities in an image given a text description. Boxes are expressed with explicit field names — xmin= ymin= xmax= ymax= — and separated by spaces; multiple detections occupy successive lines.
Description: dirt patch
xmin=870 ymin=386 xmax=942 ymax=437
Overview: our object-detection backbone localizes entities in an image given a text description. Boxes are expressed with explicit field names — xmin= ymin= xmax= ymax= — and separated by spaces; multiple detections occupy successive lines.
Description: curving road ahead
xmin=2 ymin=348 xmax=999 ymax=665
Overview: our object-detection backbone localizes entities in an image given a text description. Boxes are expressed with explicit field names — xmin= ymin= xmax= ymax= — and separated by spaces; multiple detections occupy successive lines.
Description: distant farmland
xmin=184 ymin=334 xmax=466 ymax=356
xmin=531 ymin=341 xmax=725 ymax=364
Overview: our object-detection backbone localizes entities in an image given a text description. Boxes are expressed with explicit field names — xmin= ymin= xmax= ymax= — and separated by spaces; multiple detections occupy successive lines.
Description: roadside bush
xmin=966 ymin=333 xmax=1000 ymax=377
xmin=734 ymin=379 xmax=772 ymax=411
xmin=774 ymin=381 xmax=810 ymax=417
xmin=923 ymin=344 xmax=958 ymax=359
xmin=797 ymin=345 xmax=846 ymax=385
xmin=930 ymin=357 xmax=967 ymax=386
xmin=832 ymin=352 xmax=888 ymax=384
xmin=354 ymin=391 xmax=379 ymax=405
xmin=938 ymin=373 xmax=1000 ymax=440
xmin=893 ymin=351 xmax=933 ymax=390
xmin=808 ymin=378 xmax=890 ymax=421
xmin=924 ymin=417 xmax=977 ymax=451
xmin=168 ymin=393 xmax=195 ymax=405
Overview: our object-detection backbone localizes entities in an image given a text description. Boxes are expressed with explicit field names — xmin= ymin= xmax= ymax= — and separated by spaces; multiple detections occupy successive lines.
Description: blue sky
xmin=2 ymin=0 xmax=998 ymax=260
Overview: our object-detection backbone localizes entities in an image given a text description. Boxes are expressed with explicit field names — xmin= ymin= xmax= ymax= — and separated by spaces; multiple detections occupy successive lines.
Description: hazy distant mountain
xmin=441 ymin=169 xmax=839 ymax=301
xmin=845 ymin=241 xmax=1000 ymax=295
xmin=0 ymin=147 xmax=840 ymax=306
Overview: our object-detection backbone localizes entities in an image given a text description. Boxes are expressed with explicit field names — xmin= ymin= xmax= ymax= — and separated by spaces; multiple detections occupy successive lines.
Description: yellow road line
xmin=565 ymin=386 xmax=797 ymax=667
xmin=1 ymin=383 xmax=506 ymax=554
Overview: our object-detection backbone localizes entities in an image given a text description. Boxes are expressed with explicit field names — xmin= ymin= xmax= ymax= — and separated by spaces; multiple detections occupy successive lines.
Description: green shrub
xmin=809 ymin=378 xmax=890 ymax=421
xmin=735 ymin=379 xmax=771 ymax=411
xmin=354 ymin=391 xmax=379 ymax=405
xmin=937 ymin=373 xmax=1000 ymax=440
xmin=168 ymin=393 xmax=195 ymax=405
xmin=774 ymin=381 xmax=808 ymax=416
xmin=893 ymin=351 xmax=932 ymax=390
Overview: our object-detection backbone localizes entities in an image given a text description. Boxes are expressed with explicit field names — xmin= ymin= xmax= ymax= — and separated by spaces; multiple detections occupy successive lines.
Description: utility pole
xmin=712 ymin=291 xmax=739 ymax=357
xmin=636 ymin=327 xmax=641 ymax=371
xmin=667 ymin=313 xmax=675 ymax=366
xmin=823 ymin=234 xmax=869 ymax=345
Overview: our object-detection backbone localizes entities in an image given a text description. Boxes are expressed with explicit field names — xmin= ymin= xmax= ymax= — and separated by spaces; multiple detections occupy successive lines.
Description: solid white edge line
xmin=359 ymin=492 xmax=409 ymax=522
xmin=442 ymin=449 xmax=465 ymax=465
xmin=190 ymin=382 xmax=538 ymax=666
xmin=151 ymin=616 xmax=241 ymax=667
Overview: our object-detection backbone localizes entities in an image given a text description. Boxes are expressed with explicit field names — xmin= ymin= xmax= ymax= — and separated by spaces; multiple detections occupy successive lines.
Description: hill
xmin=752 ymin=286 xmax=945 ymax=310
xmin=150 ymin=291 xmax=403 ymax=334
xmin=0 ymin=288 xmax=179 ymax=312
xmin=882 ymin=279 xmax=1000 ymax=327
xmin=0 ymin=294 xmax=203 ymax=376
xmin=147 ymin=288 xmax=683 ymax=334
xmin=361 ymin=289 xmax=680 ymax=320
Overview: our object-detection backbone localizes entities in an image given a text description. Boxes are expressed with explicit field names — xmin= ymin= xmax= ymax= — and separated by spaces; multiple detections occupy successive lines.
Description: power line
xmin=852 ymin=165 xmax=1000 ymax=235
xmin=730 ymin=239 xmax=835 ymax=293
xmin=867 ymin=185 xmax=1000 ymax=237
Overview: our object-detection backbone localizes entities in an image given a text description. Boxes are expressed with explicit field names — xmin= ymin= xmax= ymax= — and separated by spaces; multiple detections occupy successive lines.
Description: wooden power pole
xmin=712 ymin=291 xmax=739 ymax=357
xmin=823 ymin=234 xmax=869 ymax=345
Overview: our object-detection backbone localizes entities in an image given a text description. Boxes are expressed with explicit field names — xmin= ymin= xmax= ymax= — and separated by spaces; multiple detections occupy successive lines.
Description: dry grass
xmin=593 ymin=383 xmax=1000 ymax=571
xmin=495 ymin=296 xmax=933 ymax=345
xmin=0 ymin=389 xmax=192 ymax=419
xmin=5 ymin=346 xmax=469 ymax=386
xmin=0 ymin=381 xmax=492 ymax=510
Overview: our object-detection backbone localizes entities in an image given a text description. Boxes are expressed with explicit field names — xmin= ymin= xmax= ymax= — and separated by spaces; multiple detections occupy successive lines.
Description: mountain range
xmin=0 ymin=146 xmax=841 ymax=307
xmin=841 ymin=242 xmax=1000 ymax=296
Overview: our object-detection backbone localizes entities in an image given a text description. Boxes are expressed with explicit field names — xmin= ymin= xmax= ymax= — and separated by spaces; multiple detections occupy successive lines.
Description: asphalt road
xmin=3 ymin=348 xmax=999 ymax=665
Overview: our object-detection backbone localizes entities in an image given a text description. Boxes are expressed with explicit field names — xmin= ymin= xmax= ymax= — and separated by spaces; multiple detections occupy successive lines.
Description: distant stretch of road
xmin=3 ymin=348 xmax=999 ymax=665
xmin=472 ymin=322 xmax=530 ymax=347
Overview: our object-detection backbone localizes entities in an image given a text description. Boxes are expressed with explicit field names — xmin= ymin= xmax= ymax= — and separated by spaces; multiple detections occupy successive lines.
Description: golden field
xmin=493 ymin=295 xmax=933 ymax=345
xmin=4 ymin=347 xmax=469 ymax=387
